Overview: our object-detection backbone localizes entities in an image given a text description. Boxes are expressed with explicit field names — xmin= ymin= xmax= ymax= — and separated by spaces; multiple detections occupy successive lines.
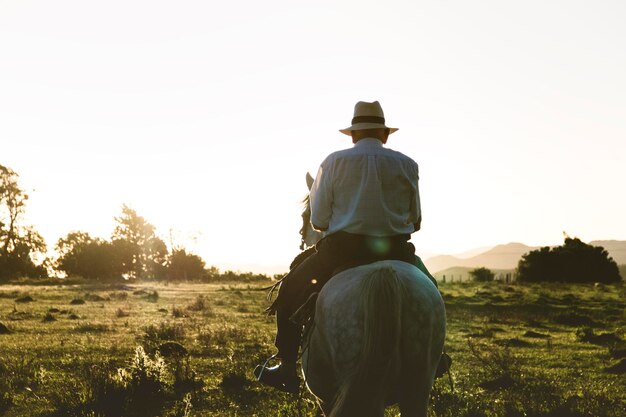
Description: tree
xmin=168 ymin=249 xmax=206 ymax=281
xmin=517 ymin=237 xmax=622 ymax=283
xmin=0 ymin=165 xmax=47 ymax=280
xmin=469 ymin=267 xmax=495 ymax=282
xmin=112 ymin=205 xmax=168 ymax=279
xmin=55 ymin=231 xmax=127 ymax=280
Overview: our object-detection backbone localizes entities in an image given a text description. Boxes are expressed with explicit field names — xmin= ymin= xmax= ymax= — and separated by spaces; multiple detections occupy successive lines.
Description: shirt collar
xmin=354 ymin=138 xmax=383 ymax=147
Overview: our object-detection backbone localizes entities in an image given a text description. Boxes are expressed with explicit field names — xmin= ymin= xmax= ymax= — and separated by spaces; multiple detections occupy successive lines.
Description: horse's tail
xmin=330 ymin=266 xmax=404 ymax=417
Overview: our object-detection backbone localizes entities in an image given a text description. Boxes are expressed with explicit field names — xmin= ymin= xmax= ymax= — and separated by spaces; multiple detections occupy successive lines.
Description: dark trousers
xmin=273 ymin=232 xmax=431 ymax=363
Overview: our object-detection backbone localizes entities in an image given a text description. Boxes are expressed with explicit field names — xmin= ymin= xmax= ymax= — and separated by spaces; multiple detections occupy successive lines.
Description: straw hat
xmin=339 ymin=101 xmax=398 ymax=135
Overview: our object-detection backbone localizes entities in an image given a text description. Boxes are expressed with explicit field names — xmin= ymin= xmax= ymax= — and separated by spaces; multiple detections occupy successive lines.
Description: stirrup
xmin=254 ymin=357 xmax=300 ymax=394
xmin=255 ymin=354 xmax=278 ymax=382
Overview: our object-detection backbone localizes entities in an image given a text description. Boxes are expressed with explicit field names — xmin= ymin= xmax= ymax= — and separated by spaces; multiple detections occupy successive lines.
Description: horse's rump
xmin=302 ymin=260 xmax=445 ymax=416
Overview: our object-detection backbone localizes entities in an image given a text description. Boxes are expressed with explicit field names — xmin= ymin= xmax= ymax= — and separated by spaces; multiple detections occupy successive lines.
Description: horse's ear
xmin=306 ymin=172 xmax=314 ymax=190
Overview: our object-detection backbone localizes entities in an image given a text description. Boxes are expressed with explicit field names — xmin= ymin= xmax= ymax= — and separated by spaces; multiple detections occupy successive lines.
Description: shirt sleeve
xmin=309 ymin=161 xmax=332 ymax=230
xmin=408 ymin=162 xmax=421 ymax=226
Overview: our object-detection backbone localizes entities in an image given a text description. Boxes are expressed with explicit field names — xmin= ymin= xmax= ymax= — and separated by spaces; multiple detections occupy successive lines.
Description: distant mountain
xmin=454 ymin=246 xmax=494 ymax=259
xmin=425 ymin=240 xmax=626 ymax=273
xmin=590 ymin=240 xmax=626 ymax=265
xmin=425 ymin=242 xmax=537 ymax=273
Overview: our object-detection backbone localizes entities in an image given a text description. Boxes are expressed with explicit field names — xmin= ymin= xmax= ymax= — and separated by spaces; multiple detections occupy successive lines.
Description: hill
xmin=589 ymin=240 xmax=626 ymax=264
xmin=425 ymin=240 xmax=626 ymax=274
xmin=425 ymin=242 xmax=538 ymax=273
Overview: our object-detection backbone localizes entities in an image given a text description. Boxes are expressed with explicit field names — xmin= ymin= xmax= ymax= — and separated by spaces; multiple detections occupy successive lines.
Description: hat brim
xmin=339 ymin=123 xmax=399 ymax=136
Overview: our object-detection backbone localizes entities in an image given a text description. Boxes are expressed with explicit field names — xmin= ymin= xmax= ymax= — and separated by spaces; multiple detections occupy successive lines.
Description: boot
xmin=254 ymin=362 xmax=300 ymax=394
xmin=435 ymin=352 xmax=452 ymax=379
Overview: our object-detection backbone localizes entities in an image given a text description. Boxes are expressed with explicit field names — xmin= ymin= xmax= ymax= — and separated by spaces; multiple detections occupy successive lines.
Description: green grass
xmin=0 ymin=280 xmax=624 ymax=416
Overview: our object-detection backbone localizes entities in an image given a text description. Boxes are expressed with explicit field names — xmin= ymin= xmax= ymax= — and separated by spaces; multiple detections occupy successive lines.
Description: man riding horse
xmin=255 ymin=101 xmax=448 ymax=394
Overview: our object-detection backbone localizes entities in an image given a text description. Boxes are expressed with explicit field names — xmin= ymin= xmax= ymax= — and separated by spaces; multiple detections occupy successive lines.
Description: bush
xmin=469 ymin=267 xmax=495 ymax=282
xmin=140 ymin=322 xmax=186 ymax=354
xmin=186 ymin=295 xmax=211 ymax=313
xmin=168 ymin=250 xmax=206 ymax=281
xmin=55 ymin=232 xmax=127 ymax=281
xmin=49 ymin=348 xmax=171 ymax=417
xmin=517 ymin=237 xmax=622 ymax=283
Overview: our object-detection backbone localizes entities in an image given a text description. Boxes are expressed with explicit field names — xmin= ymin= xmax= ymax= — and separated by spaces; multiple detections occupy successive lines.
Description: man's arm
xmin=408 ymin=162 xmax=422 ymax=232
xmin=309 ymin=163 xmax=332 ymax=232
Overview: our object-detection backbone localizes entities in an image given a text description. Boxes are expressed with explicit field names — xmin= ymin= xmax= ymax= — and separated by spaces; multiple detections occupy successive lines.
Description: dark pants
xmin=273 ymin=232 xmax=435 ymax=363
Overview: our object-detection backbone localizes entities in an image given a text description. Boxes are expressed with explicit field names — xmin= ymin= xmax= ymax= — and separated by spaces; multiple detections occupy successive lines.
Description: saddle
xmin=265 ymin=246 xmax=388 ymax=318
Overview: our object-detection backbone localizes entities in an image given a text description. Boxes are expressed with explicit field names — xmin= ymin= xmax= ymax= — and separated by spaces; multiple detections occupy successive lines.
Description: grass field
xmin=0 ymin=278 xmax=624 ymax=417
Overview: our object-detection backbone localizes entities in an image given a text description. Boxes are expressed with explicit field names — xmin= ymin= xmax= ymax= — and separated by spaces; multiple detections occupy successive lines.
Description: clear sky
xmin=2 ymin=1 xmax=625 ymax=273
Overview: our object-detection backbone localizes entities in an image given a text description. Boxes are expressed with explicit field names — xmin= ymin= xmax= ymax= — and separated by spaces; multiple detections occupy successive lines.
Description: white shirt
xmin=310 ymin=138 xmax=421 ymax=237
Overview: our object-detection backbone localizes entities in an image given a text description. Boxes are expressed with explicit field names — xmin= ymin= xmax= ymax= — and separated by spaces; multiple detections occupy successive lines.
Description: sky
xmin=1 ymin=0 xmax=625 ymax=273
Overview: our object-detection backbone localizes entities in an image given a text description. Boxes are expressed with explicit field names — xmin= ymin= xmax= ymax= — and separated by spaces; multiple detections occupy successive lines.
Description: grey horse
xmin=298 ymin=173 xmax=446 ymax=417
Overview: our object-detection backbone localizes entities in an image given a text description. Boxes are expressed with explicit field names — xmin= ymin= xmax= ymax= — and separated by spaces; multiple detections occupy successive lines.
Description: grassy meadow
xmin=0 ymin=278 xmax=625 ymax=417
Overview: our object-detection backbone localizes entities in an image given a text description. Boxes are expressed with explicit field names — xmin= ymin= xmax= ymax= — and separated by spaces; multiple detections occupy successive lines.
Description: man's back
xmin=310 ymin=137 xmax=421 ymax=237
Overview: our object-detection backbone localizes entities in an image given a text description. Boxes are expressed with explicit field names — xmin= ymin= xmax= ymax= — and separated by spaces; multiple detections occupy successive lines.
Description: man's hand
xmin=414 ymin=216 xmax=422 ymax=232
xmin=313 ymin=224 xmax=328 ymax=232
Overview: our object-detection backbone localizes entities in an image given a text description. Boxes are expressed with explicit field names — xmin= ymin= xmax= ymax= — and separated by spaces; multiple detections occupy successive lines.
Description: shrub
xmin=0 ymin=353 xmax=42 ymax=393
xmin=108 ymin=291 xmax=128 ymax=301
xmin=172 ymin=307 xmax=186 ymax=318
xmin=157 ymin=342 xmax=201 ymax=392
xmin=48 ymin=348 xmax=171 ymax=417
xmin=140 ymin=322 xmax=186 ymax=354
xmin=168 ymin=250 xmax=206 ymax=281
xmin=42 ymin=312 xmax=56 ymax=322
xmin=467 ymin=337 xmax=521 ymax=384
xmin=144 ymin=291 xmax=159 ymax=303
xmin=54 ymin=232 xmax=127 ymax=281
xmin=186 ymin=295 xmax=211 ymax=313
xmin=119 ymin=346 xmax=169 ymax=402
xmin=518 ymin=237 xmax=622 ymax=283
xmin=469 ymin=267 xmax=495 ymax=282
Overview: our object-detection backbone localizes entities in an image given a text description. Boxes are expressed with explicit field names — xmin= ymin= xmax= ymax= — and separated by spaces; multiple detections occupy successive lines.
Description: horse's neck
xmin=301 ymin=195 xmax=324 ymax=248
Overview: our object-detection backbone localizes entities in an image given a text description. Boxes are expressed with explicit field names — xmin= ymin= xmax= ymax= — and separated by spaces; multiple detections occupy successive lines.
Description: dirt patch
xmin=495 ymin=338 xmax=532 ymax=348
xmin=576 ymin=328 xmax=623 ymax=347
xmin=604 ymin=358 xmax=626 ymax=374
xmin=219 ymin=372 xmax=249 ymax=392
xmin=0 ymin=322 xmax=10 ymax=334
xmin=526 ymin=319 xmax=548 ymax=329
xmin=85 ymin=293 xmax=106 ymax=302
xmin=523 ymin=330 xmax=551 ymax=339
xmin=609 ymin=347 xmax=626 ymax=359
xmin=478 ymin=374 xmax=515 ymax=390
xmin=7 ymin=310 xmax=34 ymax=321
xmin=554 ymin=312 xmax=596 ymax=327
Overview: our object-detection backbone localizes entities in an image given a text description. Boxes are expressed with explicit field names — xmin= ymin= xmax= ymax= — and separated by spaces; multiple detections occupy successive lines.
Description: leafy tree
xmin=112 ymin=205 xmax=168 ymax=279
xmin=470 ymin=267 xmax=495 ymax=282
xmin=0 ymin=165 xmax=47 ymax=280
xmin=55 ymin=231 xmax=127 ymax=280
xmin=168 ymin=249 xmax=206 ymax=281
xmin=517 ymin=237 xmax=622 ymax=283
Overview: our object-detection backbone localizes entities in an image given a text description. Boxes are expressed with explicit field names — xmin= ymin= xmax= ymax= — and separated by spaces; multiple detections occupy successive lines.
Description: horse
xmin=297 ymin=173 xmax=446 ymax=417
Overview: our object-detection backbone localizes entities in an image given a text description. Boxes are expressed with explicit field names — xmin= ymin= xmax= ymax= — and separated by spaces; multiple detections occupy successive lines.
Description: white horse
xmin=298 ymin=174 xmax=446 ymax=417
